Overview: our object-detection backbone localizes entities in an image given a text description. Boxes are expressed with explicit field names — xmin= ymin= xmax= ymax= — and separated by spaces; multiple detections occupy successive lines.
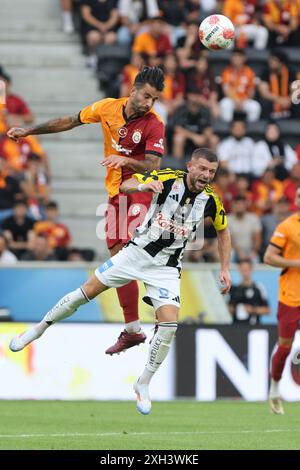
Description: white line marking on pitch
xmin=0 ymin=430 xmax=299 ymax=439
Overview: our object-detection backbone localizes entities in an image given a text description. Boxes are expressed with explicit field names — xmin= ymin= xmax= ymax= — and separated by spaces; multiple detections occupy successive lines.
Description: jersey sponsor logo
xmin=132 ymin=129 xmax=142 ymax=144
xmin=111 ymin=137 xmax=132 ymax=155
xmin=118 ymin=127 xmax=128 ymax=138
xmin=154 ymin=212 xmax=189 ymax=237
xmin=159 ymin=288 xmax=169 ymax=299
xmin=153 ymin=138 xmax=164 ymax=150
xmin=274 ymin=231 xmax=285 ymax=239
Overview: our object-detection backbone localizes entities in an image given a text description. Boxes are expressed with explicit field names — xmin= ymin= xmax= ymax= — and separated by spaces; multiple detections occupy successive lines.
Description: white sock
xmin=125 ymin=320 xmax=141 ymax=334
xmin=17 ymin=288 xmax=89 ymax=349
xmin=139 ymin=322 xmax=177 ymax=385
xmin=62 ymin=11 xmax=74 ymax=33
xmin=269 ymin=379 xmax=280 ymax=398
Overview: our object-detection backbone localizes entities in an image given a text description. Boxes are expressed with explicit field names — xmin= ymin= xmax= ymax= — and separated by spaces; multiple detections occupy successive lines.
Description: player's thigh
xmin=144 ymin=269 xmax=180 ymax=321
xmin=96 ymin=244 xmax=147 ymax=287
xmin=277 ymin=302 xmax=300 ymax=343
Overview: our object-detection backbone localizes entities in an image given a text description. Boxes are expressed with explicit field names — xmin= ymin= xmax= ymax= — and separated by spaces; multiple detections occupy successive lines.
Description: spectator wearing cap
xmin=227 ymin=195 xmax=262 ymax=262
xmin=0 ymin=232 xmax=17 ymax=264
xmin=258 ymin=49 xmax=296 ymax=119
xmin=2 ymin=199 xmax=35 ymax=259
xmin=253 ymin=121 xmax=297 ymax=180
xmin=219 ymin=49 xmax=261 ymax=122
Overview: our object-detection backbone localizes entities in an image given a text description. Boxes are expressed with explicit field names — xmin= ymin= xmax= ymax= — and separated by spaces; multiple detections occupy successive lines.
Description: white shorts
xmin=95 ymin=243 xmax=181 ymax=310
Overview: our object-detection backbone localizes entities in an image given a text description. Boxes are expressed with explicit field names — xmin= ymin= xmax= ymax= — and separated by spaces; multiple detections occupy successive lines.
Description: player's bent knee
xmin=155 ymin=305 xmax=179 ymax=323
xmin=82 ymin=274 xmax=108 ymax=299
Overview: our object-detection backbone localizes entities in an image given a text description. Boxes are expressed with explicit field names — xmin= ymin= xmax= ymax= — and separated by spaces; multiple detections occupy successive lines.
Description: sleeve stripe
xmin=146 ymin=150 xmax=163 ymax=158
xmin=78 ymin=111 xmax=83 ymax=124
xmin=269 ymin=242 xmax=283 ymax=251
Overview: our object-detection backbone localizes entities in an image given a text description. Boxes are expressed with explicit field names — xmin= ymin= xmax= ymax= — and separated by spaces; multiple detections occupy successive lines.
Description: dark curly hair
xmin=134 ymin=66 xmax=165 ymax=92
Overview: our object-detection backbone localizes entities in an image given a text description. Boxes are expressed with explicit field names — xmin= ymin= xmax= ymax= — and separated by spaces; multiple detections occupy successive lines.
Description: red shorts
xmin=105 ymin=192 xmax=152 ymax=249
xmin=277 ymin=301 xmax=300 ymax=339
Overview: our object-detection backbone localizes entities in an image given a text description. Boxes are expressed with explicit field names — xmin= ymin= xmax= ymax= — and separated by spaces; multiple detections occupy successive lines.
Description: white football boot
xmin=134 ymin=380 xmax=152 ymax=415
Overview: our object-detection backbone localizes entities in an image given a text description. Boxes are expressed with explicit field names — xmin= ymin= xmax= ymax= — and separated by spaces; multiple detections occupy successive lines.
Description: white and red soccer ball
xmin=199 ymin=14 xmax=235 ymax=50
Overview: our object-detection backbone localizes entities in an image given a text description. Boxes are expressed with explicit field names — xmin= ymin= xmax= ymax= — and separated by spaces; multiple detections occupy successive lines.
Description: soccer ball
xmin=199 ymin=14 xmax=235 ymax=50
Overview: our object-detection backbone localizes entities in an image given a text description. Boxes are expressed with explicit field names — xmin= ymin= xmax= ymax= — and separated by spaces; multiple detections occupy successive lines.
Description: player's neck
xmin=124 ymin=101 xmax=140 ymax=120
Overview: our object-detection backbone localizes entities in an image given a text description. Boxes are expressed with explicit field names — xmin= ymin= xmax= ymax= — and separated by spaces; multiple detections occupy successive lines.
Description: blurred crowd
xmin=1 ymin=0 xmax=300 ymax=270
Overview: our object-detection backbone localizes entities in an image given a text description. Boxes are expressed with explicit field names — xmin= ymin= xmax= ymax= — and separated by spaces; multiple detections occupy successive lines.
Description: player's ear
xmin=186 ymin=160 xmax=192 ymax=171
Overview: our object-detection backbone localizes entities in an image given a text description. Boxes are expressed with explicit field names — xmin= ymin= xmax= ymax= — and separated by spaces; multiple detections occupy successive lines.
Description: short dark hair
xmin=191 ymin=148 xmax=218 ymax=163
xmin=46 ymin=201 xmax=58 ymax=210
xmin=134 ymin=67 xmax=165 ymax=92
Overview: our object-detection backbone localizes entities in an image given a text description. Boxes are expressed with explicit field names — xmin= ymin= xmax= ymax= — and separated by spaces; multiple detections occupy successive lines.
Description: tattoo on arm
xmin=27 ymin=114 xmax=83 ymax=135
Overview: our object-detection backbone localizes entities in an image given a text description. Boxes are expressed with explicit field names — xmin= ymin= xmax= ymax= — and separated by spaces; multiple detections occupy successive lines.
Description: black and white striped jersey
xmin=132 ymin=169 xmax=227 ymax=268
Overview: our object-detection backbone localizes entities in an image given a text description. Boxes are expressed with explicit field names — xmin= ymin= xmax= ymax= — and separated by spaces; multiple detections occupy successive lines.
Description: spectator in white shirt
xmin=217 ymin=120 xmax=255 ymax=176
xmin=253 ymin=122 xmax=297 ymax=180
xmin=118 ymin=0 xmax=159 ymax=44
xmin=0 ymin=233 xmax=17 ymax=265
xmin=227 ymin=196 xmax=262 ymax=263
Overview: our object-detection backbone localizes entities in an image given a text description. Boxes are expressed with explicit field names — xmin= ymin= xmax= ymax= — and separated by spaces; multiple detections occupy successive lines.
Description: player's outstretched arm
xmin=217 ymin=226 xmax=232 ymax=294
xmin=120 ymin=177 xmax=163 ymax=194
xmin=7 ymin=114 xmax=83 ymax=142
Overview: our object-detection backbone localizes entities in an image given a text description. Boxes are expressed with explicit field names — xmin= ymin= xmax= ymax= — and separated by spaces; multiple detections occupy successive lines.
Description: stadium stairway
xmin=0 ymin=0 xmax=109 ymax=258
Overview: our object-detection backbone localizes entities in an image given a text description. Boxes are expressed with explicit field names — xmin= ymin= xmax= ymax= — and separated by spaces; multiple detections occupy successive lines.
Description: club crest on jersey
xmin=132 ymin=129 xmax=142 ymax=144
xmin=118 ymin=127 xmax=128 ymax=138
xmin=172 ymin=182 xmax=179 ymax=191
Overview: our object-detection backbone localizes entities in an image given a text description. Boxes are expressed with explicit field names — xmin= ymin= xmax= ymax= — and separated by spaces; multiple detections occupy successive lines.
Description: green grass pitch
xmin=0 ymin=400 xmax=299 ymax=450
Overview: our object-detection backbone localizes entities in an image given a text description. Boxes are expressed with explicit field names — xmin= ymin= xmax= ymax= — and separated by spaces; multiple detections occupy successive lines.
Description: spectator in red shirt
xmin=283 ymin=162 xmax=300 ymax=211
xmin=0 ymin=72 xmax=34 ymax=133
xmin=132 ymin=16 xmax=173 ymax=67
xmin=34 ymin=201 xmax=71 ymax=260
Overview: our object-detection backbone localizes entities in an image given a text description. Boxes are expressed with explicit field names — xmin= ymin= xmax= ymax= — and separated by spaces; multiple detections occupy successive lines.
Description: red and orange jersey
xmin=221 ymin=65 xmax=256 ymax=100
xmin=34 ymin=220 xmax=71 ymax=248
xmin=270 ymin=214 xmax=300 ymax=307
xmin=263 ymin=0 xmax=298 ymax=25
xmin=0 ymin=135 xmax=45 ymax=173
xmin=79 ymin=97 xmax=165 ymax=198
xmin=223 ymin=0 xmax=257 ymax=25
